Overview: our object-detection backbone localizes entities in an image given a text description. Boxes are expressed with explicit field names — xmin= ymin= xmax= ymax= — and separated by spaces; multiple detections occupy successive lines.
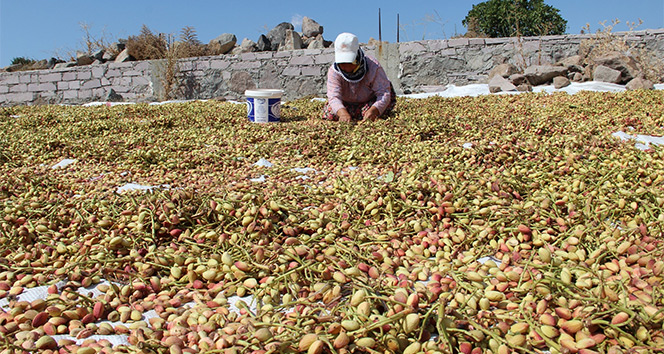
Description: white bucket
xmin=245 ymin=89 xmax=283 ymax=123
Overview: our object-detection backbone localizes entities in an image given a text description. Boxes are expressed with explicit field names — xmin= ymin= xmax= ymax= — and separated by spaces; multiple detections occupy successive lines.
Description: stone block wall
xmin=2 ymin=29 xmax=664 ymax=106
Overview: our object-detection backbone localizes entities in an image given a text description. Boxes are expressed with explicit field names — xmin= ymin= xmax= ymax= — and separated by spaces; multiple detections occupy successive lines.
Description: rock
xmin=626 ymin=77 xmax=654 ymax=90
xmin=570 ymin=72 xmax=584 ymax=82
xmin=102 ymin=50 xmax=116 ymax=61
xmin=267 ymin=22 xmax=294 ymax=51
xmin=524 ymin=65 xmax=568 ymax=85
xmin=93 ymin=49 xmax=105 ymax=61
xmin=489 ymin=63 xmax=519 ymax=79
xmin=110 ymin=41 xmax=126 ymax=53
xmin=489 ymin=75 xmax=517 ymax=93
xmin=593 ymin=65 xmax=622 ymax=83
xmin=279 ymin=29 xmax=302 ymax=51
xmin=76 ymin=51 xmax=94 ymax=66
xmin=592 ymin=51 xmax=639 ymax=83
xmin=28 ymin=59 xmax=50 ymax=70
xmin=557 ymin=55 xmax=583 ymax=68
xmin=114 ymin=49 xmax=134 ymax=63
xmin=256 ymin=35 xmax=271 ymax=52
xmin=239 ymin=38 xmax=258 ymax=53
xmin=509 ymin=73 xmax=527 ymax=86
xmin=302 ymin=17 xmax=323 ymax=37
xmin=48 ymin=57 xmax=64 ymax=68
xmin=54 ymin=62 xmax=77 ymax=69
xmin=307 ymin=35 xmax=325 ymax=50
xmin=5 ymin=64 xmax=23 ymax=72
xmin=553 ymin=76 xmax=571 ymax=89
xmin=209 ymin=33 xmax=237 ymax=55
xmin=516 ymin=83 xmax=533 ymax=92
xmin=105 ymin=89 xmax=123 ymax=102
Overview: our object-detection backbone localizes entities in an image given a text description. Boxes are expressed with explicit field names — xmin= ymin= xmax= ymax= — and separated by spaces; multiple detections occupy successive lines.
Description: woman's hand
xmin=362 ymin=106 xmax=379 ymax=121
xmin=338 ymin=108 xmax=352 ymax=123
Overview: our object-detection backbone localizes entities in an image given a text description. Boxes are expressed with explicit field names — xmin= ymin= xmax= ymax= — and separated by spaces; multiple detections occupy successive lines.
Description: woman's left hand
xmin=363 ymin=106 xmax=380 ymax=121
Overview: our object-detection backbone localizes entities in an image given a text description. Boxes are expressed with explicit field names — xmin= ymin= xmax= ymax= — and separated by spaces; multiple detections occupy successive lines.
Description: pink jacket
xmin=326 ymin=55 xmax=392 ymax=115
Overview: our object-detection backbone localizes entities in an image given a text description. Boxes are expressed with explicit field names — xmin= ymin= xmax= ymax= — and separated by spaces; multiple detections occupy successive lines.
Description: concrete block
xmin=274 ymin=51 xmax=292 ymax=58
xmin=41 ymin=73 xmax=62 ymax=82
xmin=281 ymin=66 xmax=300 ymax=76
xmin=196 ymin=61 xmax=210 ymax=70
xmin=106 ymin=69 xmax=123 ymax=77
xmin=63 ymin=90 xmax=78 ymax=100
xmin=91 ymin=66 xmax=106 ymax=78
xmin=230 ymin=61 xmax=261 ymax=70
xmin=37 ymin=82 xmax=56 ymax=91
xmin=69 ymin=81 xmax=81 ymax=89
xmin=427 ymin=40 xmax=449 ymax=52
xmin=77 ymin=71 xmax=92 ymax=80
xmin=134 ymin=62 xmax=150 ymax=71
xmin=1 ymin=74 xmax=19 ymax=85
xmin=58 ymin=82 xmax=69 ymax=90
xmin=301 ymin=66 xmax=320 ymax=76
xmin=19 ymin=74 xmax=32 ymax=83
xmin=10 ymin=84 xmax=27 ymax=92
xmin=82 ymin=79 xmax=101 ymax=90
xmin=290 ymin=55 xmax=314 ymax=65
xmin=7 ymin=92 xmax=34 ymax=102
xmin=469 ymin=38 xmax=486 ymax=46
xmin=448 ymin=38 xmax=469 ymax=47
xmin=132 ymin=77 xmax=150 ymax=86
xmin=314 ymin=53 xmax=335 ymax=65
xmin=399 ymin=41 xmax=427 ymax=56
xmin=63 ymin=72 xmax=77 ymax=80
xmin=78 ymin=89 xmax=92 ymax=99
xmin=210 ymin=60 xmax=231 ymax=70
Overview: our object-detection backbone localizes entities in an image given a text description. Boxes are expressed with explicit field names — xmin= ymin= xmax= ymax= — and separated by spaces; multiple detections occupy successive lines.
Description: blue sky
xmin=1 ymin=0 xmax=663 ymax=67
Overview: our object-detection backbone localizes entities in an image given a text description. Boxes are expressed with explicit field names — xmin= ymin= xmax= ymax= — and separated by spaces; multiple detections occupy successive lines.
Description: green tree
xmin=462 ymin=0 xmax=567 ymax=38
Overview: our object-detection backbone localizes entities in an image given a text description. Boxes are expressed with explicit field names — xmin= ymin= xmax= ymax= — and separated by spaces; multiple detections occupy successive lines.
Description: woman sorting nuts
xmin=323 ymin=32 xmax=396 ymax=122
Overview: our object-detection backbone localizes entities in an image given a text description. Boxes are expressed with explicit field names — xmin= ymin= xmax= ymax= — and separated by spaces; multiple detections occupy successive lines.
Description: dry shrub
xmin=580 ymin=19 xmax=664 ymax=83
xmin=126 ymin=25 xmax=168 ymax=60
xmin=156 ymin=34 xmax=181 ymax=101
xmin=177 ymin=26 xmax=209 ymax=58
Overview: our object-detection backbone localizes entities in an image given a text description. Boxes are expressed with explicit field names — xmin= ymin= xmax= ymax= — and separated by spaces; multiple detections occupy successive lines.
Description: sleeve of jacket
xmin=326 ymin=66 xmax=346 ymax=114
xmin=370 ymin=64 xmax=392 ymax=115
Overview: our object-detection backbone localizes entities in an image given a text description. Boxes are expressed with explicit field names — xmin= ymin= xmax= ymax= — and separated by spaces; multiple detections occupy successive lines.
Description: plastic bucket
xmin=245 ymin=89 xmax=283 ymax=123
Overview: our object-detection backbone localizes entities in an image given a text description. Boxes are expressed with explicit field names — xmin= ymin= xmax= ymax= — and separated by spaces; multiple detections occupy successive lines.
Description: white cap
xmin=334 ymin=32 xmax=359 ymax=63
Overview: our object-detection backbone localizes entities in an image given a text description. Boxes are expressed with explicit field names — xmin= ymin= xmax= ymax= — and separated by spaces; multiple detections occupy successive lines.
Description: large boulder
xmin=114 ymin=48 xmax=134 ymax=63
xmin=279 ymin=29 xmax=303 ymax=51
xmin=256 ymin=35 xmax=271 ymax=52
xmin=307 ymin=34 xmax=325 ymax=49
xmin=209 ymin=33 xmax=237 ymax=55
xmin=524 ymin=65 xmax=568 ymax=85
xmin=553 ymin=76 xmax=571 ymax=89
xmin=489 ymin=63 xmax=519 ymax=79
xmin=105 ymin=89 xmax=123 ymax=102
xmin=302 ymin=17 xmax=323 ymax=37
xmin=76 ymin=51 xmax=94 ymax=66
xmin=592 ymin=51 xmax=639 ymax=83
xmin=240 ymin=38 xmax=258 ymax=53
xmin=266 ymin=22 xmax=294 ymax=51
xmin=593 ymin=65 xmax=622 ymax=84
xmin=489 ymin=75 xmax=517 ymax=93
xmin=626 ymin=77 xmax=654 ymax=90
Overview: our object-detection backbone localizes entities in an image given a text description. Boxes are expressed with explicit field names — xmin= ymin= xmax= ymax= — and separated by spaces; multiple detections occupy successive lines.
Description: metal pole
xmin=397 ymin=14 xmax=400 ymax=43
xmin=378 ymin=8 xmax=382 ymax=43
